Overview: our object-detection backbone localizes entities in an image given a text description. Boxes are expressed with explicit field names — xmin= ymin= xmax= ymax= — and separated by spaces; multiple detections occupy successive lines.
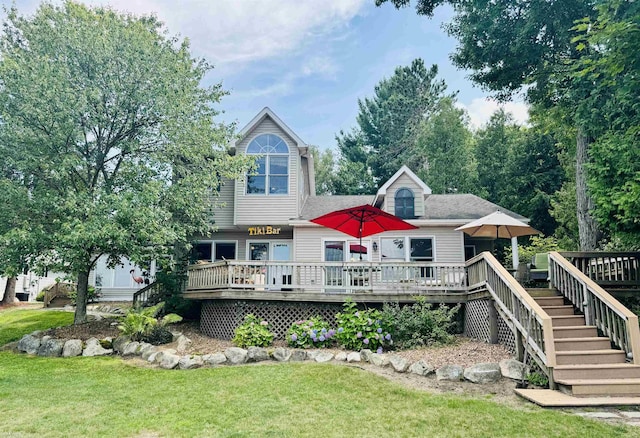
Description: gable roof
xmin=230 ymin=107 xmax=306 ymax=149
xmin=299 ymin=195 xmax=375 ymax=220
xmin=376 ymin=165 xmax=432 ymax=196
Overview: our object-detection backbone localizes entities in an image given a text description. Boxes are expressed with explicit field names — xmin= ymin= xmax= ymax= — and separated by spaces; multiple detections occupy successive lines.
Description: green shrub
xmin=381 ymin=299 xmax=459 ymax=349
xmin=527 ymin=371 xmax=549 ymax=388
xmin=117 ymin=302 xmax=182 ymax=342
xmin=287 ymin=316 xmax=335 ymax=348
xmin=232 ymin=314 xmax=274 ymax=348
xmin=35 ymin=290 xmax=45 ymax=302
xmin=335 ymin=299 xmax=393 ymax=352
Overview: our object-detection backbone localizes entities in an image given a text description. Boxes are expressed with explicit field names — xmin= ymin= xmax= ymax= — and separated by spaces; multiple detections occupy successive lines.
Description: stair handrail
xmin=549 ymin=251 xmax=640 ymax=364
xmin=467 ymin=252 xmax=556 ymax=377
xmin=132 ymin=281 xmax=160 ymax=307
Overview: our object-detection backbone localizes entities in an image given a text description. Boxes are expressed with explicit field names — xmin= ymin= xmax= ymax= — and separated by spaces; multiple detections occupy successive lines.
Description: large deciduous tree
xmin=0 ymin=2 xmax=250 ymax=322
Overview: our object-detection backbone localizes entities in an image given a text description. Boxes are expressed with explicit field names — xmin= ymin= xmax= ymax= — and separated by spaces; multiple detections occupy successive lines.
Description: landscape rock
xmin=171 ymin=331 xmax=183 ymax=342
xmin=315 ymin=352 xmax=334 ymax=363
xmin=147 ymin=352 xmax=159 ymax=363
xmin=38 ymin=338 xmax=64 ymax=357
xmin=247 ymin=346 xmax=270 ymax=362
xmin=409 ymin=360 xmax=435 ymax=376
xmin=346 ymin=352 xmax=361 ymax=363
xmin=225 ymin=347 xmax=248 ymax=364
xmin=82 ymin=338 xmax=113 ymax=357
xmin=499 ymin=359 xmax=528 ymax=381
xmin=436 ymin=365 xmax=464 ymax=381
xmin=464 ymin=363 xmax=502 ymax=384
xmin=360 ymin=349 xmax=373 ymax=362
xmin=334 ymin=352 xmax=347 ymax=361
xmin=62 ymin=339 xmax=83 ymax=357
xmin=290 ymin=350 xmax=307 ymax=361
xmin=306 ymin=350 xmax=319 ymax=361
xmin=159 ymin=352 xmax=180 ymax=369
xmin=389 ymin=355 xmax=410 ymax=373
xmin=112 ymin=336 xmax=129 ymax=354
xmin=141 ymin=346 xmax=159 ymax=361
xmin=122 ymin=341 xmax=141 ymax=356
xmin=17 ymin=335 xmax=41 ymax=355
xmin=369 ymin=353 xmax=390 ymax=367
xmin=272 ymin=348 xmax=292 ymax=362
xmin=176 ymin=335 xmax=192 ymax=353
xmin=178 ymin=355 xmax=204 ymax=370
xmin=153 ymin=349 xmax=177 ymax=364
xmin=203 ymin=352 xmax=227 ymax=366
xmin=29 ymin=330 xmax=42 ymax=337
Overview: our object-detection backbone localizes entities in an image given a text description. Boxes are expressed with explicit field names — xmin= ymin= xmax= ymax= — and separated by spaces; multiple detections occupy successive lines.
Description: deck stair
xmin=527 ymin=287 xmax=640 ymax=399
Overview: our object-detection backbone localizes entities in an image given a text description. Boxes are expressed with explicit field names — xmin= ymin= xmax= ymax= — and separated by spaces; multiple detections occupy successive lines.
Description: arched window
xmin=395 ymin=188 xmax=415 ymax=219
xmin=246 ymin=134 xmax=289 ymax=195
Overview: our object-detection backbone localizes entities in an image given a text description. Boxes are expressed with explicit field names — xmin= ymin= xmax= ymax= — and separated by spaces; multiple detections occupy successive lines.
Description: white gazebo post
xmin=511 ymin=236 xmax=520 ymax=270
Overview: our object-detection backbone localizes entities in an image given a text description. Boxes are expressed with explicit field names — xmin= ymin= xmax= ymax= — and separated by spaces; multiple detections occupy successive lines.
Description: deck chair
xmin=529 ymin=253 xmax=549 ymax=281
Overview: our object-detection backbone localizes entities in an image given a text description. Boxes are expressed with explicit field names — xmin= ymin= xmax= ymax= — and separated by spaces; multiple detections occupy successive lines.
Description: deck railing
xmin=186 ymin=260 xmax=467 ymax=295
xmin=467 ymin=252 xmax=556 ymax=383
xmin=559 ymin=251 xmax=640 ymax=290
xmin=549 ymin=252 xmax=640 ymax=363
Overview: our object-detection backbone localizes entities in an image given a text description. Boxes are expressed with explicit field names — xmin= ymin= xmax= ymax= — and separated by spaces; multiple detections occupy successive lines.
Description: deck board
xmin=515 ymin=389 xmax=640 ymax=407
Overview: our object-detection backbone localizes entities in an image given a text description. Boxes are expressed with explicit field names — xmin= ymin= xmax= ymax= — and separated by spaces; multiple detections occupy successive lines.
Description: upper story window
xmin=246 ymin=134 xmax=289 ymax=195
xmin=395 ymin=188 xmax=415 ymax=219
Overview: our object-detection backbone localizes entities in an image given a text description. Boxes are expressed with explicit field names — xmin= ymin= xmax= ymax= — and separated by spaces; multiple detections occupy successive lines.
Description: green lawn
xmin=0 ymin=307 xmax=73 ymax=346
xmin=0 ymin=353 xmax=636 ymax=437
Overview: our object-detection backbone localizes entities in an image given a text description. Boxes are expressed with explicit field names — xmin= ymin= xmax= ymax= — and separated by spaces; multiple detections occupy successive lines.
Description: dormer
xmin=374 ymin=165 xmax=431 ymax=218
xmin=232 ymin=108 xmax=315 ymax=225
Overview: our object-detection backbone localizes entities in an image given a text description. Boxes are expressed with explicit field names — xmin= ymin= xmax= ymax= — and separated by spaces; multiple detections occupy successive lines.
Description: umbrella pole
xmin=359 ymin=209 xmax=365 ymax=261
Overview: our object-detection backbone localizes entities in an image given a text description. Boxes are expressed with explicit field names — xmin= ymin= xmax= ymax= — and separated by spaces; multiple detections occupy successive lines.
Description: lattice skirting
xmin=464 ymin=299 xmax=516 ymax=354
xmin=201 ymin=300 xmax=344 ymax=340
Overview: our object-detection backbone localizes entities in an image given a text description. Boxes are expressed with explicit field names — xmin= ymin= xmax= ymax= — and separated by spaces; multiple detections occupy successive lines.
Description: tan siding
xmin=235 ymin=116 xmax=299 ymax=224
xmin=199 ymin=229 xmax=294 ymax=261
xmin=386 ymin=173 xmax=425 ymax=216
xmin=211 ymin=178 xmax=235 ymax=228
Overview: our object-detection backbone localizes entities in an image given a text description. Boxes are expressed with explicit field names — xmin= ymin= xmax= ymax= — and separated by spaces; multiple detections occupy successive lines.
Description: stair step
xmin=526 ymin=288 xmax=560 ymax=297
xmin=553 ymin=326 xmax=598 ymax=338
xmin=556 ymin=349 xmax=627 ymax=365
xmin=541 ymin=305 xmax=575 ymax=316
xmin=556 ymin=379 xmax=640 ymax=397
xmin=551 ymin=315 xmax=586 ymax=327
xmin=554 ymin=337 xmax=612 ymax=351
xmin=554 ymin=364 xmax=640 ymax=380
xmin=516 ymin=388 xmax=640 ymax=407
xmin=533 ymin=296 xmax=565 ymax=306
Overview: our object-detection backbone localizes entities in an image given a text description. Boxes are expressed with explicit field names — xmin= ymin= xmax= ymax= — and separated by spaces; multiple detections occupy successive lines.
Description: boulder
xmin=62 ymin=339 xmax=83 ymax=357
xmin=138 ymin=343 xmax=154 ymax=355
xmin=334 ymin=352 xmax=348 ymax=362
xmin=225 ymin=347 xmax=248 ymax=365
xmin=436 ymin=365 xmax=464 ymax=381
xmin=360 ymin=349 xmax=373 ymax=363
xmin=147 ymin=352 xmax=159 ymax=363
xmin=83 ymin=338 xmax=113 ymax=357
xmin=203 ymin=352 xmax=227 ymax=366
xmin=176 ymin=335 xmax=192 ymax=353
xmin=141 ymin=346 xmax=159 ymax=361
xmin=17 ymin=335 xmax=41 ymax=355
xmin=369 ymin=353 xmax=390 ymax=367
xmin=306 ymin=350 xmax=319 ymax=361
xmin=112 ymin=336 xmax=130 ymax=354
xmin=178 ymin=355 xmax=204 ymax=370
xmin=315 ymin=352 xmax=334 ymax=363
xmin=247 ymin=347 xmax=270 ymax=362
xmin=290 ymin=350 xmax=307 ymax=362
xmin=409 ymin=360 xmax=435 ymax=376
xmin=159 ymin=352 xmax=180 ymax=369
xmin=38 ymin=338 xmax=64 ymax=357
xmin=464 ymin=363 xmax=502 ymax=384
xmin=122 ymin=341 xmax=141 ymax=356
xmin=153 ymin=349 xmax=177 ymax=364
xmin=499 ymin=359 xmax=528 ymax=381
xmin=346 ymin=352 xmax=361 ymax=363
xmin=272 ymin=348 xmax=292 ymax=362
xmin=389 ymin=355 xmax=410 ymax=373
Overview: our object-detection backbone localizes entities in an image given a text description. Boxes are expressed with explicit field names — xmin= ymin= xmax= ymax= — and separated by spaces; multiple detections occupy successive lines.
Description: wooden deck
xmin=515 ymin=389 xmax=640 ymax=407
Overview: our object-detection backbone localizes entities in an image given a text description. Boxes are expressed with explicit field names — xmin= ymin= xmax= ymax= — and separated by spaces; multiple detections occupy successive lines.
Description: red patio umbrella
xmin=310 ymin=204 xmax=418 ymax=259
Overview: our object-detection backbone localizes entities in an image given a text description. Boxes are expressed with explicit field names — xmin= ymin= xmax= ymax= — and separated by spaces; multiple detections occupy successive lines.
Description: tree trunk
xmin=576 ymin=130 xmax=602 ymax=250
xmin=74 ymin=270 xmax=90 ymax=324
xmin=1 ymin=277 xmax=17 ymax=305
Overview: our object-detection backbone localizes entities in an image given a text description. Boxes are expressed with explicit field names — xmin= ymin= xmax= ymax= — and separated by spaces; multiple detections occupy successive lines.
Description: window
xmin=410 ymin=238 xmax=433 ymax=262
xmin=246 ymin=134 xmax=289 ymax=195
xmin=395 ymin=188 xmax=415 ymax=218
xmin=215 ymin=242 xmax=236 ymax=261
xmin=380 ymin=236 xmax=434 ymax=279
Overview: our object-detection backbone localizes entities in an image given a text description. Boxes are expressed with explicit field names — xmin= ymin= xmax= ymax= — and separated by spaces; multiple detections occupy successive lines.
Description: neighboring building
xmin=92 ymin=107 xmax=525 ymax=300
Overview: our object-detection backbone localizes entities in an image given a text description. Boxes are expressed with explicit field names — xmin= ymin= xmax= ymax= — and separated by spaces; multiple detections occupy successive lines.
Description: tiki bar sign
xmin=248 ymin=226 xmax=281 ymax=236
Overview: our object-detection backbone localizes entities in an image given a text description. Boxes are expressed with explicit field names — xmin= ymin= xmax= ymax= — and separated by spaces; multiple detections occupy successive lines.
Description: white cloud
xmin=458 ymin=97 xmax=530 ymax=130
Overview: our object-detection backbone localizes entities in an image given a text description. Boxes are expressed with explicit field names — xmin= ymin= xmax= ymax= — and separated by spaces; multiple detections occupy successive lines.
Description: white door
xmin=271 ymin=242 xmax=292 ymax=290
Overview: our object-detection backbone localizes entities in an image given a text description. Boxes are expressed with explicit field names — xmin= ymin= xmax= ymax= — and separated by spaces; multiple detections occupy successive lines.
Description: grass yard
xmin=0 ymin=307 xmax=73 ymax=346
xmin=0 ymin=353 xmax=637 ymax=437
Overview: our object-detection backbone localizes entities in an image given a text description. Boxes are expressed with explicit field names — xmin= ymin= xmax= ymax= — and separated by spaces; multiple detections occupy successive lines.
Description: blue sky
xmin=7 ymin=0 xmax=528 ymax=150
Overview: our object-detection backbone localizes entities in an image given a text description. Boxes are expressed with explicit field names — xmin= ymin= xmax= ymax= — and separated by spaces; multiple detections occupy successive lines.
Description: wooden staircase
xmin=528 ymin=287 xmax=640 ymax=398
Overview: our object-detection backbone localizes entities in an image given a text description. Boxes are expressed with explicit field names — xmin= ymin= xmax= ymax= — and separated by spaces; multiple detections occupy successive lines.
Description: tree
xmin=0 ymin=2 xmax=250 ymax=323
xmin=377 ymin=0 xmax=603 ymax=250
xmin=308 ymin=146 xmax=337 ymax=195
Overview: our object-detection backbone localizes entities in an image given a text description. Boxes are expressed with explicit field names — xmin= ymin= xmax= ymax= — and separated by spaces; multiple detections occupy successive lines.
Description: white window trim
xmin=321 ymin=238 xmax=372 ymax=262
xmin=213 ymin=240 xmax=238 ymax=261
xmin=379 ymin=236 xmax=437 ymax=262
xmin=246 ymin=239 xmax=294 ymax=261
xmin=244 ymin=133 xmax=290 ymax=196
